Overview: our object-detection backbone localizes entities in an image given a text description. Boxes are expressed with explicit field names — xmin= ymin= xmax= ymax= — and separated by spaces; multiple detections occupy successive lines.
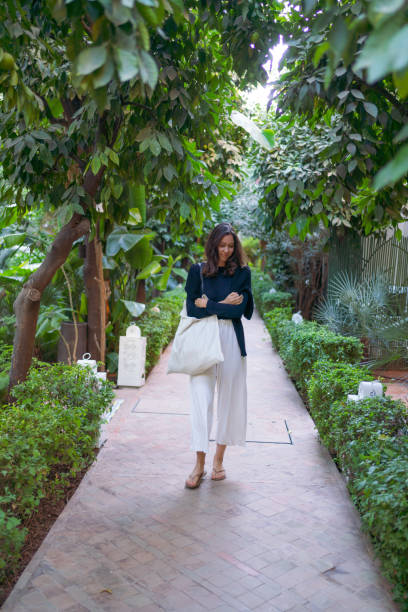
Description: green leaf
xmin=139 ymin=50 xmax=158 ymax=89
xmin=3 ymin=233 xmax=26 ymax=247
xmin=47 ymin=98 xmax=64 ymax=118
xmin=157 ymin=133 xmax=172 ymax=153
xmin=354 ymin=21 xmax=408 ymax=83
xmin=373 ymin=143 xmax=408 ymax=189
xmin=394 ymin=123 xmax=408 ymax=143
xmin=230 ymin=111 xmax=272 ymax=150
xmin=393 ymin=68 xmax=408 ymax=98
xmin=262 ymin=129 xmax=275 ymax=148
xmin=136 ymin=260 xmax=161 ymax=279
xmin=120 ymin=300 xmax=145 ymax=317
xmin=370 ymin=0 xmax=405 ymax=14
xmin=156 ymin=256 xmax=173 ymax=291
xmin=77 ymin=45 xmax=107 ymax=76
xmin=128 ymin=208 xmax=142 ymax=224
xmin=106 ymin=228 xmax=146 ymax=256
xmin=163 ymin=164 xmax=177 ymax=181
xmin=128 ymin=183 xmax=146 ymax=223
xmin=93 ymin=58 xmax=115 ymax=88
xmin=108 ymin=148 xmax=120 ymax=165
xmin=91 ymin=156 xmax=101 ymax=175
xmin=114 ymin=48 xmax=139 ymax=82
xmin=313 ymin=42 xmax=329 ymax=67
xmin=362 ymin=101 xmax=378 ymax=118
xmin=149 ymin=137 xmax=161 ymax=156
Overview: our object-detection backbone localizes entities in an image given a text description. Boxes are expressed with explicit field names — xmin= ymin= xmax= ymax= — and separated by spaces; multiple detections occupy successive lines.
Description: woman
xmin=184 ymin=222 xmax=253 ymax=489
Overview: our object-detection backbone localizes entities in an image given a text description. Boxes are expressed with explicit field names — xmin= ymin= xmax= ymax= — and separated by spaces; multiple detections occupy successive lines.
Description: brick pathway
xmin=3 ymin=311 xmax=398 ymax=611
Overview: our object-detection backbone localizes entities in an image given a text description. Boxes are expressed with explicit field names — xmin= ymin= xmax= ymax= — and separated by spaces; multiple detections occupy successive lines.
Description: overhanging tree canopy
xmin=0 ymin=0 xmax=284 ymax=387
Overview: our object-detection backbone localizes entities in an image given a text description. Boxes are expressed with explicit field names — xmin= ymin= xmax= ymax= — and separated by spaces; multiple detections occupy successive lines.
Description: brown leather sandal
xmin=185 ymin=471 xmax=206 ymax=489
xmin=211 ymin=467 xmax=226 ymax=481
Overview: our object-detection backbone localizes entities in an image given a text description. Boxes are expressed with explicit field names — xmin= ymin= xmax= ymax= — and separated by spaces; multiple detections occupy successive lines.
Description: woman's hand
xmin=195 ymin=295 xmax=209 ymax=308
xmin=220 ymin=292 xmax=243 ymax=305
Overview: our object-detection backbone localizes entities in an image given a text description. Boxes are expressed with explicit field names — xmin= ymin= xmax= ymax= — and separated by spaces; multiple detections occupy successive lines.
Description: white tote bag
xmin=167 ymin=264 xmax=224 ymax=375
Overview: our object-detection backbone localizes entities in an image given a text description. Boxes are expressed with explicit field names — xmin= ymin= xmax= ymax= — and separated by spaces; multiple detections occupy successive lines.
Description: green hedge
xmin=310 ymin=393 xmax=408 ymax=605
xmin=251 ymin=268 xmax=293 ymax=317
xmin=0 ymin=363 xmax=114 ymax=584
xmin=307 ymin=359 xmax=374 ymax=448
xmin=260 ymin=300 xmax=408 ymax=605
xmin=138 ymin=288 xmax=184 ymax=375
xmin=264 ymin=307 xmax=292 ymax=351
xmin=0 ymin=343 xmax=12 ymax=403
xmin=264 ymin=316 xmax=363 ymax=393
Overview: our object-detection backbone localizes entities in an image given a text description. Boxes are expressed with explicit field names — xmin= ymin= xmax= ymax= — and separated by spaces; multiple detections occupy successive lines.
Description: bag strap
xmin=199 ymin=262 xmax=204 ymax=295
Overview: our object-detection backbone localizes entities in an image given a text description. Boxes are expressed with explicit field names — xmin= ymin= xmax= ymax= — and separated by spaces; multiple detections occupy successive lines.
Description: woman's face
xmin=217 ymin=233 xmax=234 ymax=265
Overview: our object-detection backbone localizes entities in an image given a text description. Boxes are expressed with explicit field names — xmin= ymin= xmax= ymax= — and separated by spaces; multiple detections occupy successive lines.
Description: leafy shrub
xmin=257 ymin=290 xmax=293 ymax=317
xmin=0 ymin=362 xmax=114 ymax=582
xmin=138 ymin=288 xmax=184 ymax=375
xmin=251 ymin=267 xmax=276 ymax=302
xmin=280 ymin=321 xmax=363 ymax=393
xmin=317 ymin=396 xmax=408 ymax=604
xmin=261 ymin=299 xmax=408 ymax=603
xmin=307 ymin=360 xmax=374 ymax=448
xmin=0 ymin=510 xmax=27 ymax=579
xmin=351 ymin=442 xmax=408 ymax=605
xmin=263 ymin=307 xmax=292 ymax=350
xmin=0 ymin=343 xmax=12 ymax=404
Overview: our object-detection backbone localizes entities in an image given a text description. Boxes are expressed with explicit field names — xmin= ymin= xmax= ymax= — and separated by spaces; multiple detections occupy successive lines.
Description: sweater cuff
xmin=206 ymin=299 xmax=217 ymax=314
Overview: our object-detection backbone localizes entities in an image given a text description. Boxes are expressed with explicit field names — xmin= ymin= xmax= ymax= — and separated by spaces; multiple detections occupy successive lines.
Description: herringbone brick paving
xmin=2 ymin=310 xmax=398 ymax=611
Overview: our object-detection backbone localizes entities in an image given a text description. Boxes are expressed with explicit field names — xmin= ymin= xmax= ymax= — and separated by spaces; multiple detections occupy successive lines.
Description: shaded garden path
xmin=3 ymin=311 xmax=397 ymax=611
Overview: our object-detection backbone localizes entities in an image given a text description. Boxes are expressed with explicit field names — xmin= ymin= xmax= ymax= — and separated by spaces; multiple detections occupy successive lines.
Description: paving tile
xmin=2 ymin=312 xmax=398 ymax=612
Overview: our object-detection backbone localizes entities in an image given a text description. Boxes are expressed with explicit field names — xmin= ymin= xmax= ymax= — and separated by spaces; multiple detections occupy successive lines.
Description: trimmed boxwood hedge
xmin=262 ymin=307 xmax=363 ymax=393
xmin=258 ymin=297 xmax=408 ymax=606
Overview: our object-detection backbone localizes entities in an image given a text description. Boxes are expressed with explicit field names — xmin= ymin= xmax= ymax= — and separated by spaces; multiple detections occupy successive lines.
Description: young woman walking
xmin=184 ymin=222 xmax=253 ymax=489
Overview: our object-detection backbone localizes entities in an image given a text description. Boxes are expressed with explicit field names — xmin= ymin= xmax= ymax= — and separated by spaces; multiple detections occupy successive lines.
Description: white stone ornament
xmin=292 ymin=311 xmax=303 ymax=325
xmin=117 ymin=325 xmax=146 ymax=387
xmin=77 ymin=352 xmax=97 ymax=373
xmin=347 ymin=380 xmax=383 ymax=402
xmin=358 ymin=380 xmax=383 ymax=398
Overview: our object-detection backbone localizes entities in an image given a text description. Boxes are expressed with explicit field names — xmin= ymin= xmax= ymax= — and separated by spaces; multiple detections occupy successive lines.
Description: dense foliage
xmin=271 ymin=1 xmax=408 ymax=237
xmin=0 ymin=362 xmax=114 ymax=582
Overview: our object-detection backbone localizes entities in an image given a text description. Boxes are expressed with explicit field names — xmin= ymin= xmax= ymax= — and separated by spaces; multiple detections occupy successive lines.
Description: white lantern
xmin=117 ymin=325 xmax=146 ymax=387
xmin=347 ymin=380 xmax=383 ymax=402
xmin=77 ymin=352 xmax=98 ymax=374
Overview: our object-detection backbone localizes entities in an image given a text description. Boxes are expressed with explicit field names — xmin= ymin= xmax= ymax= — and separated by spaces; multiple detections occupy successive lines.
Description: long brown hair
xmin=203 ymin=222 xmax=247 ymax=277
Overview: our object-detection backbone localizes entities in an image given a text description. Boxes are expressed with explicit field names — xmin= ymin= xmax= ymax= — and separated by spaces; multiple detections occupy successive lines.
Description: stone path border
xmin=2 ymin=310 xmax=398 ymax=611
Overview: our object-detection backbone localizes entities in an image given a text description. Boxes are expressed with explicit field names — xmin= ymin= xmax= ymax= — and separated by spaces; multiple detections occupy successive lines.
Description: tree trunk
xmin=84 ymin=232 xmax=106 ymax=368
xmin=260 ymin=239 xmax=267 ymax=271
xmin=136 ymin=279 xmax=146 ymax=304
xmin=9 ymin=214 xmax=90 ymax=389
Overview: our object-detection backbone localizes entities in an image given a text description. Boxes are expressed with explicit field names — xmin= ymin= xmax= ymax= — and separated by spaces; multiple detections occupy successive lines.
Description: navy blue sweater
xmin=185 ymin=263 xmax=253 ymax=356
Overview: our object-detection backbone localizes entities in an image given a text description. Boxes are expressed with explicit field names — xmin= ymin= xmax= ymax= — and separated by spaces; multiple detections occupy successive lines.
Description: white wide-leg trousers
xmin=189 ymin=319 xmax=247 ymax=453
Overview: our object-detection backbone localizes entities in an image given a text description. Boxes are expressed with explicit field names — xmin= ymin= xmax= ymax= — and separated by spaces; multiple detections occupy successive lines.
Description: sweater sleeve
xmin=184 ymin=264 xmax=211 ymax=319
xmin=206 ymin=267 xmax=251 ymax=319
